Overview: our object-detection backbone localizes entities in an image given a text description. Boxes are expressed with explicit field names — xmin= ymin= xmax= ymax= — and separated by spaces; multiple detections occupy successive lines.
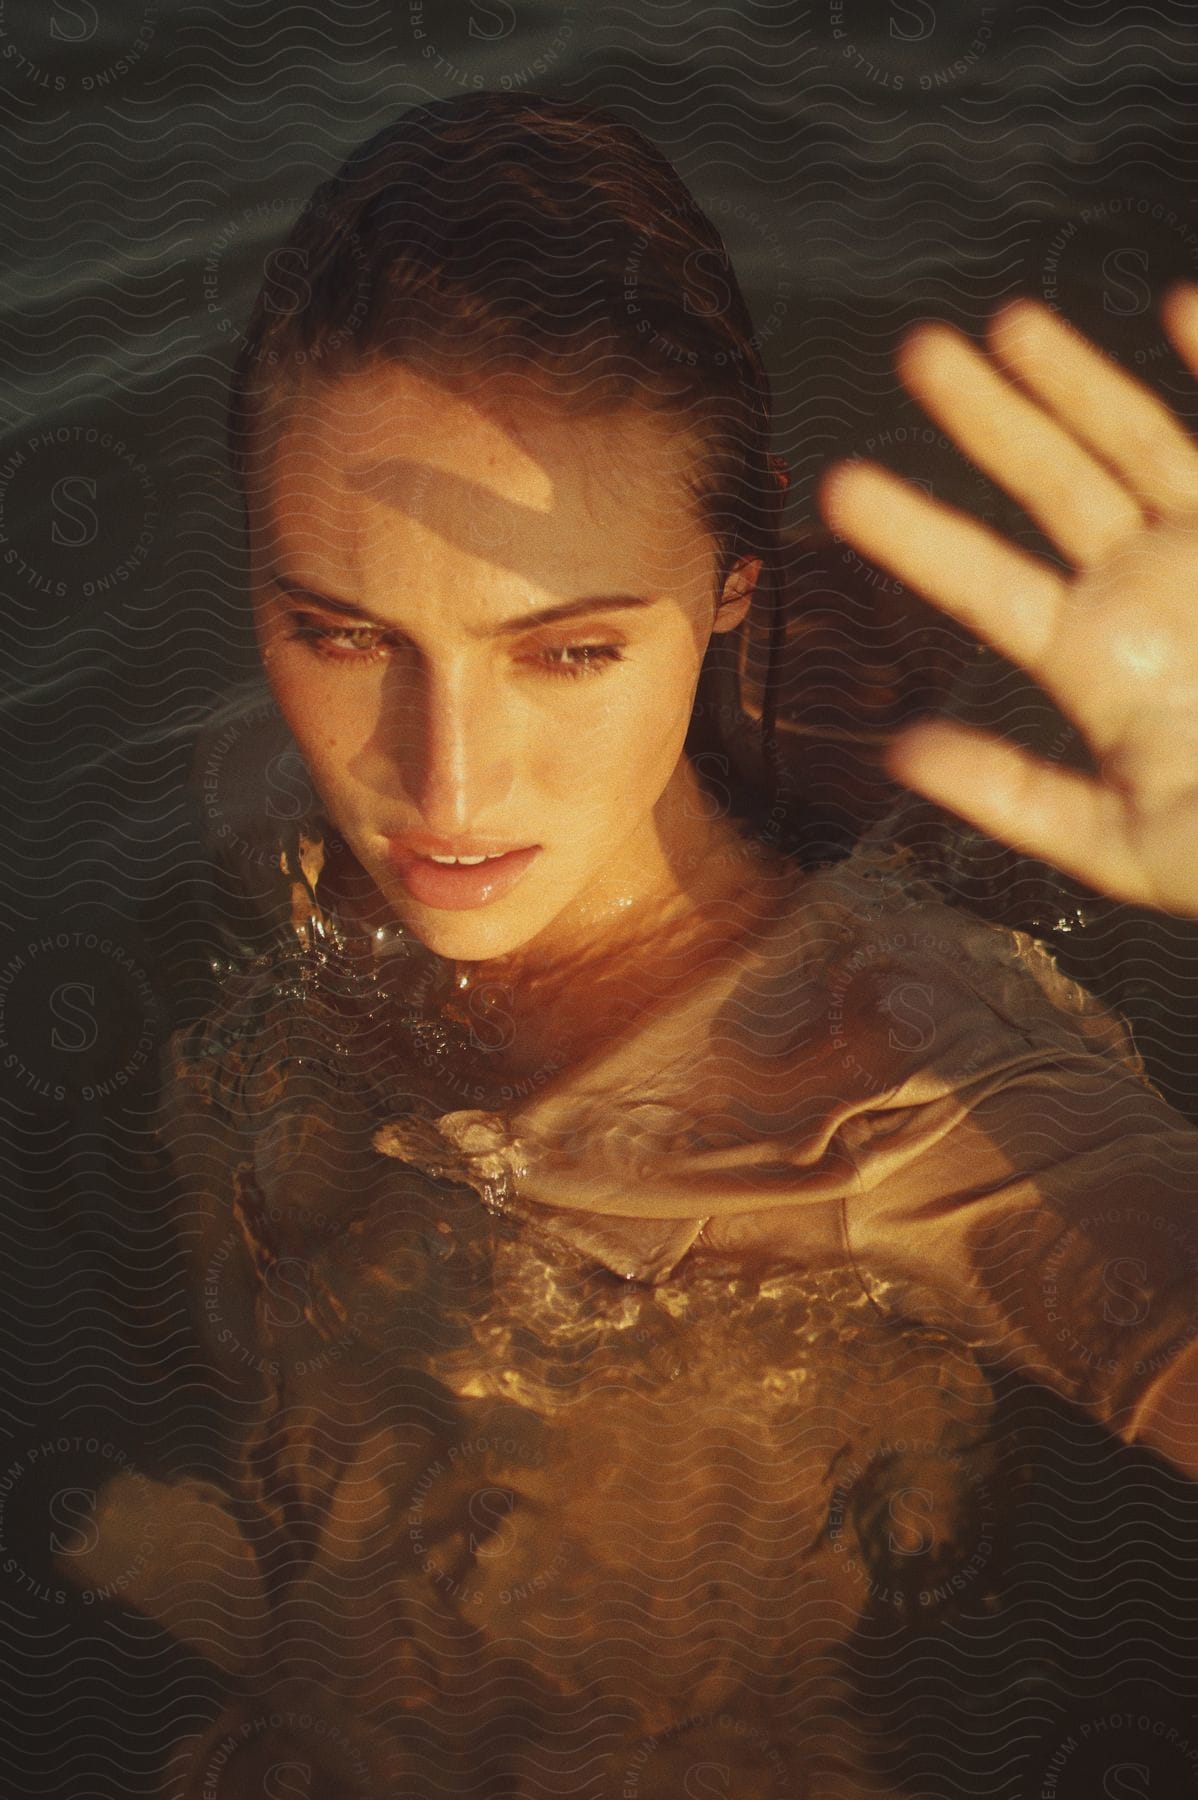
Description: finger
xmin=820 ymin=459 xmax=1066 ymax=678
xmin=986 ymin=300 xmax=1198 ymax=518
xmin=1162 ymin=282 xmax=1198 ymax=386
xmin=897 ymin=321 xmax=1143 ymax=565
xmin=883 ymin=718 xmax=1150 ymax=900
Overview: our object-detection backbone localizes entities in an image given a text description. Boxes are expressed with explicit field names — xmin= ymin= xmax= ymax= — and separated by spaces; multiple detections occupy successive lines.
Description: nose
xmin=392 ymin=655 xmax=516 ymax=832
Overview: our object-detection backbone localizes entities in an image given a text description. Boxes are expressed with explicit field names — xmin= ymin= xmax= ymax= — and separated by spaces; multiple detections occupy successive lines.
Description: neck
xmin=311 ymin=760 xmax=792 ymax=1000
xmin=451 ymin=771 xmax=788 ymax=1003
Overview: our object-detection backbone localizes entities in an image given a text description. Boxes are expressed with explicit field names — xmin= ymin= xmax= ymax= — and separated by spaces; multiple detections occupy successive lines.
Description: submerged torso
xmin=223 ymin=1171 xmax=1010 ymax=1796
xmin=78 ymin=832 xmax=1198 ymax=1797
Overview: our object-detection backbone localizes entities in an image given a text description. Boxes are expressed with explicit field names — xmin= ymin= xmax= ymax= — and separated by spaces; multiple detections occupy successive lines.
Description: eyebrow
xmin=270 ymin=576 xmax=656 ymax=638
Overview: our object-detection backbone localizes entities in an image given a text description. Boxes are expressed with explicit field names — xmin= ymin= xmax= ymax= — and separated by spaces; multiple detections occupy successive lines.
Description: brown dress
xmin=62 ymin=835 xmax=1198 ymax=1798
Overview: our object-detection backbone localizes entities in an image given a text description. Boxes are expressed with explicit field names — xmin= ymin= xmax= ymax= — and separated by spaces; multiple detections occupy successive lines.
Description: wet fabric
xmin=60 ymin=834 xmax=1198 ymax=1796
xmin=367 ymin=835 xmax=1198 ymax=1477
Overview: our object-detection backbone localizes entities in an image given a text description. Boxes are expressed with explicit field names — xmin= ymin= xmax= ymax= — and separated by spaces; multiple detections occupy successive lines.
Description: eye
xmin=533 ymin=643 xmax=625 ymax=680
xmin=286 ymin=614 xmax=625 ymax=681
xmin=286 ymin=618 xmax=395 ymax=661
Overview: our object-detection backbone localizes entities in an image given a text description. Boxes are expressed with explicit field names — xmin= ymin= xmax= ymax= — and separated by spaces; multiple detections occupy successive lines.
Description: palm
xmin=819 ymin=288 xmax=1198 ymax=917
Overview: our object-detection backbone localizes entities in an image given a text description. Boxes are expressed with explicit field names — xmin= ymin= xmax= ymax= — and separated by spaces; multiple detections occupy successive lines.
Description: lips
xmin=385 ymin=841 xmax=542 ymax=911
xmin=389 ymin=835 xmax=533 ymax=859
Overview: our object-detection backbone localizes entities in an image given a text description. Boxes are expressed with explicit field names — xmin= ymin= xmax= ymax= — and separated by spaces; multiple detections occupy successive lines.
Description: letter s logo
xmin=686 ymin=751 xmax=732 ymax=823
xmin=49 ymin=982 xmax=98 ymax=1054
xmin=467 ymin=1485 xmax=518 ymax=1560
xmin=264 ymin=1762 xmax=312 ymax=1799
xmin=888 ymin=1485 xmax=935 ymax=1557
xmin=49 ymin=1487 xmax=99 ymax=1557
xmin=1102 ymin=1256 xmax=1150 ymax=1328
xmin=682 ymin=246 xmax=733 ymax=321
xmin=1103 ymin=1762 xmax=1151 ymax=1800
xmin=1102 ymin=247 xmax=1152 ymax=318
xmin=684 ymin=1763 xmax=732 ymax=1798
xmin=885 ymin=980 xmax=936 ymax=1053
xmin=262 ymin=247 xmax=312 ymax=319
xmin=50 ymin=476 xmax=99 ymax=549
xmin=263 ymin=1257 xmax=312 ymax=1330
xmin=469 ymin=0 xmax=518 ymax=39
xmin=263 ymin=747 xmax=313 ymax=823
xmin=467 ymin=982 xmax=517 ymax=1055
xmin=889 ymin=0 xmax=937 ymax=42
xmin=50 ymin=1 xmax=100 ymax=42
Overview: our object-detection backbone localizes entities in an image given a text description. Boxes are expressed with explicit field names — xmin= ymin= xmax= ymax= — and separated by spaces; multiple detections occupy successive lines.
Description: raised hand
xmin=819 ymin=288 xmax=1198 ymax=918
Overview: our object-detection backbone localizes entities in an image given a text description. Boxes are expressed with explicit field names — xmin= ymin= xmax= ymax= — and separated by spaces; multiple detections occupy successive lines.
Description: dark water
xmin=2 ymin=3 xmax=1198 ymax=1794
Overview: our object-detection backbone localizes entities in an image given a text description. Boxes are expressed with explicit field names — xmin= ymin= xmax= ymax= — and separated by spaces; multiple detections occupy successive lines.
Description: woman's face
xmin=247 ymin=362 xmax=758 ymax=965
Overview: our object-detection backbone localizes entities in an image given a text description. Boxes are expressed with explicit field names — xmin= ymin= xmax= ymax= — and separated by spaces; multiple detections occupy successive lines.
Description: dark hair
xmin=227 ymin=90 xmax=799 ymax=852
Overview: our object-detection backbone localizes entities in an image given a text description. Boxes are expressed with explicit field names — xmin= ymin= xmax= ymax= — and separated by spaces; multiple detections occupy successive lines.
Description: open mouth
xmin=423 ymin=851 xmax=509 ymax=866
xmin=386 ymin=843 xmax=542 ymax=911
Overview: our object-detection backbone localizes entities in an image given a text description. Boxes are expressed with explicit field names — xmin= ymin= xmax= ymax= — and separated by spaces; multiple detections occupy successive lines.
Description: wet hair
xmin=227 ymin=90 xmax=800 ymax=853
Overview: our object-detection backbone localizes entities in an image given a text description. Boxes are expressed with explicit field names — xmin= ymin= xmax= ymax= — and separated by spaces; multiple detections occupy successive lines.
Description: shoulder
xmin=810 ymin=849 xmax=1198 ymax=1468
xmin=779 ymin=838 xmax=1149 ymax=1094
xmin=154 ymin=918 xmax=456 ymax=1236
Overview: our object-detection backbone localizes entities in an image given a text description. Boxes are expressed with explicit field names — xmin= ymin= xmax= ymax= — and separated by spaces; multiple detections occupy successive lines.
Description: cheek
xmin=263 ymin=650 xmax=377 ymax=778
xmin=531 ymin=653 xmax=694 ymax=813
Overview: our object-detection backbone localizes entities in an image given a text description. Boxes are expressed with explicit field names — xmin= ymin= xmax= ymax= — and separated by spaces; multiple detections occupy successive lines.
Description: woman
xmin=69 ymin=93 xmax=1198 ymax=1797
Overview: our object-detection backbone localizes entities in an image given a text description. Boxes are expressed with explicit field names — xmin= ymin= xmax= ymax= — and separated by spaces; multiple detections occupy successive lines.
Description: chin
xmin=399 ymin=908 xmax=538 ymax=963
xmin=363 ymin=840 xmax=575 ymax=965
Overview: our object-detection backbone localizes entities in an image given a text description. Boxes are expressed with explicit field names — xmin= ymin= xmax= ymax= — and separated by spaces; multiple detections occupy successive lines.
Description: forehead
xmin=248 ymin=364 xmax=714 ymax=591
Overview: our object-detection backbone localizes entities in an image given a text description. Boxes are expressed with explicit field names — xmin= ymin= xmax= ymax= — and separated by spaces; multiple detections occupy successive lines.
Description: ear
xmin=712 ymin=555 xmax=762 ymax=634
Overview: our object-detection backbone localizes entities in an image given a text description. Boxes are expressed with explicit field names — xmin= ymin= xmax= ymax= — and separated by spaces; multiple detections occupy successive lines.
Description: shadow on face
xmin=245 ymin=363 xmax=760 ymax=967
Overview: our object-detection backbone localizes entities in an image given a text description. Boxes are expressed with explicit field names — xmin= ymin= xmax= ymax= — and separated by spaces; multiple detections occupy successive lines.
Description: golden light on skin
xmin=246 ymin=362 xmax=764 ymax=974
xmin=1112 ymin=627 xmax=1170 ymax=683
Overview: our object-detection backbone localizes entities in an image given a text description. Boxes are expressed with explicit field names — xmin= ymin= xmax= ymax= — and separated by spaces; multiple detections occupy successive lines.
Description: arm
xmin=816 ymin=290 xmax=1198 ymax=1477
